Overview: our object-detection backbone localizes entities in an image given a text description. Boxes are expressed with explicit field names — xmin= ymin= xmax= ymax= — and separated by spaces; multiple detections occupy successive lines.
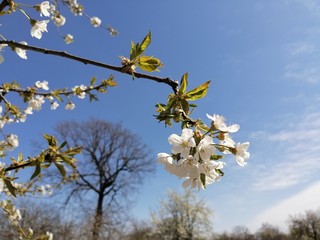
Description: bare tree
xmin=54 ymin=119 xmax=154 ymax=240
xmin=288 ymin=209 xmax=320 ymax=240
xmin=123 ymin=220 xmax=154 ymax=240
xmin=255 ymin=223 xmax=288 ymax=240
xmin=151 ymin=189 xmax=212 ymax=240
xmin=0 ymin=199 xmax=78 ymax=240
xmin=229 ymin=226 xmax=254 ymax=240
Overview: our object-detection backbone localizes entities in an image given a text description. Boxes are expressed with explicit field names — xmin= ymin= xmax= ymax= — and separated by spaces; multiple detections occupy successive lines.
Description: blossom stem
xmin=17 ymin=6 xmax=31 ymax=20
xmin=14 ymin=2 xmax=33 ymax=8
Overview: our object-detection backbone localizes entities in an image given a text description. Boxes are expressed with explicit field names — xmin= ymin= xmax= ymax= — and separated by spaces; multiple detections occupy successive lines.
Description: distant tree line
xmin=1 ymin=189 xmax=320 ymax=240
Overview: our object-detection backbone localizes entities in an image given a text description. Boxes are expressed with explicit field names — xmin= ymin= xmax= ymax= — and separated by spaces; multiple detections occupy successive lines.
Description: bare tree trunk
xmin=92 ymin=193 xmax=104 ymax=240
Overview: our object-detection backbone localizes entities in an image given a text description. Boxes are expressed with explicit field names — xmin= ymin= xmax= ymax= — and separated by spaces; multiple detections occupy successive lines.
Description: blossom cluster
xmin=0 ymin=0 xmax=118 ymax=62
xmin=158 ymin=113 xmax=250 ymax=190
xmin=0 ymin=200 xmax=22 ymax=226
xmin=0 ymin=199 xmax=53 ymax=239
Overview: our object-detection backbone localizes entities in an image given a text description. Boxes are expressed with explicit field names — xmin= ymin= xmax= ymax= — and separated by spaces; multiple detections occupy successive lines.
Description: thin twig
xmin=0 ymin=40 xmax=179 ymax=93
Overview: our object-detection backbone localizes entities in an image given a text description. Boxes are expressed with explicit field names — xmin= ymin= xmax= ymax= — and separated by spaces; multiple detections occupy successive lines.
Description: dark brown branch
xmin=5 ymin=161 xmax=32 ymax=172
xmin=0 ymin=0 xmax=10 ymax=12
xmin=0 ymin=40 xmax=179 ymax=93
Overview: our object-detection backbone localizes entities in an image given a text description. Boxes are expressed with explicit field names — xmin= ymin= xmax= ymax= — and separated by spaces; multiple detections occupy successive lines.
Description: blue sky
xmin=2 ymin=0 xmax=320 ymax=234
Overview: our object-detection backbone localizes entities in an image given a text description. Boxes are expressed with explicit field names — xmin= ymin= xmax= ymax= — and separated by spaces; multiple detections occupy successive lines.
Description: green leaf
xmin=3 ymin=179 xmax=16 ymax=197
xmin=200 ymin=173 xmax=206 ymax=189
xmin=179 ymin=73 xmax=188 ymax=95
xmin=180 ymin=99 xmax=189 ymax=114
xmin=59 ymin=141 xmax=67 ymax=149
xmin=210 ymin=154 xmax=224 ymax=160
xmin=30 ymin=163 xmax=41 ymax=180
xmin=105 ymin=79 xmax=117 ymax=87
xmin=17 ymin=153 xmax=23 ymax=162
xmin=139 ymin=31 xmax=151 ymax=54
xmin=90 ymin=76 xmax=96 ymax=86
xmin=184 ymin=80 xmax=211 ymax=101
xmin=43 ymin=134 xmax=57 ymax=147
xmin=130 ymin=32 xmax=151 ymax=60
xmin=138 ymin=56 xmax=163 ymax=72
xmin=55 ymin=162 xmax=66 ymax=177
xmin=89 ymin=93 xmax=98 ymax=102
xmin=130 ymin=41 xmax=137 ymax=60
xmin=216 ymin=169 xmax=224 ymax=176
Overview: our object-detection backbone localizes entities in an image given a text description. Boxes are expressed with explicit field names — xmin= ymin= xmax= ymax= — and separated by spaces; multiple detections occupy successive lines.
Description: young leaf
xmin=130 ymin=41 xmax=137 ymax=60
xmin=210 ymin=154 xmax=224 ymax=160
xmin=138 ymin=56 xmax=163 ymax=72
xmin=3 ymin=179 xmax=16 ymax=197
xmin=184 ymin=80 xmax=211 ymax=101
xmin=90 ymin=76 xmax=96 ymax=86
xmin=179 ymin=73 xmax=188 ymax=95
xmin=105 ymin=79 xmax=117 ymax=86
xmin=139 ymin=31 xmax=151 ymax=54
xmin=130 ymin=32 xmax=151 ymax=60
xmin=180 ymin=99 xmax=189 ymax=114
xmin=59 ymin=141 xmax=67 ymax=149
xmin=30 ymin=163 xmax=41 ymax=180
xmin=55 ymin=162 xmax=66 ymax=177
xmin=200 ymin=173 xmax=206 ymax=189
xmin=43 ymin=134 xmax=57 ymax=147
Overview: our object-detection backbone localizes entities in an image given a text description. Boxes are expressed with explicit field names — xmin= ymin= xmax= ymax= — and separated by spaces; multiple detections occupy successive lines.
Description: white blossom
xmin=200 ymin=160 xmax=224 ymax=184
xmin=234 ymin=142 xmax=250 ymax=166
xmin=107 ymin=25 xmax=118 ymax=36
xmin=46 ymin=231 xmax=53 ymax=240
xmin=72 ymin=84 xmax=87 ymax=99
xmin=15 ymin=41 xmax=27 ymax=59
xmin=28 ymin=228 xmax=34 ymax=235
xmin=30 ymin=20 xmax=49 ymax=39
xmin=24 ymin=106 xmax=33 ymax=115
xmin=6 ymin=134 xmax=19 ymax=148
xmin=0 ymin=44 xmax=7 ymax=50
xmin=90 ymin=17 xmax=101 ymax=27
xmin=196 ymin=135 xmax=216 ymax=161
xmin=157 ymin=153 xmax=173 ymax=164
xmin=168 ymin=128 xmax=196 ymax=159
xmin=206 ymin=113 xmax=240 ymax=133
xmin=53 ymin=14 xmax=66 ymax=26
xmin=0 ymin=44 xmax=6 ymax=63
xmin=65 ymin=102 xmax=75 ymax=110
xmin=51 ymin=101 xmax=59 ymax=110
xmin=19 ymin=114 xmax=27 ymax=123
xmin=64 ymin=34 xmax=74 ymax=44
xmin=39 ymin=1 xmax=51 ymax=17
xmin=35 ymin=80 xmax=49 ymax=90
xmin=0 ymin=179 xmax=3 ymax=193
xmin=28 ymin=95 xmax=45 ymax=111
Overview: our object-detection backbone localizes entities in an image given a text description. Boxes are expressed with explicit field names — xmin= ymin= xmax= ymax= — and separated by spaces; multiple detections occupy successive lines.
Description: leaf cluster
xmin=155 ymin=73 xmax=211 ymax=128
xmin=1 ymin=134 xmax=82 ymax=197
xmin=121 ymin=32 xmax=163 ymax=75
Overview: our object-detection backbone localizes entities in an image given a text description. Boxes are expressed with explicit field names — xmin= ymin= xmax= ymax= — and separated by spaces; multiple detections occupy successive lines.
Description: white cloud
xmin=253 ymin=111 xmax=320 ymax=190
xmin=287 ymin=42 xmax=315 ymax=56
xmin=284 ymin=63 xmax=320 ymax=84
xmin=249 ymin=181 xmax=320 ymax=232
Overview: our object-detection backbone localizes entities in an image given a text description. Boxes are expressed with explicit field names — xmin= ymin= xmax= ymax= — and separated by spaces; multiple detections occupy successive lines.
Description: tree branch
xmin=0 ymin=0 xmax=10 ymax=12
xmin=0 ymin=40 xmax=179 ymax=93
